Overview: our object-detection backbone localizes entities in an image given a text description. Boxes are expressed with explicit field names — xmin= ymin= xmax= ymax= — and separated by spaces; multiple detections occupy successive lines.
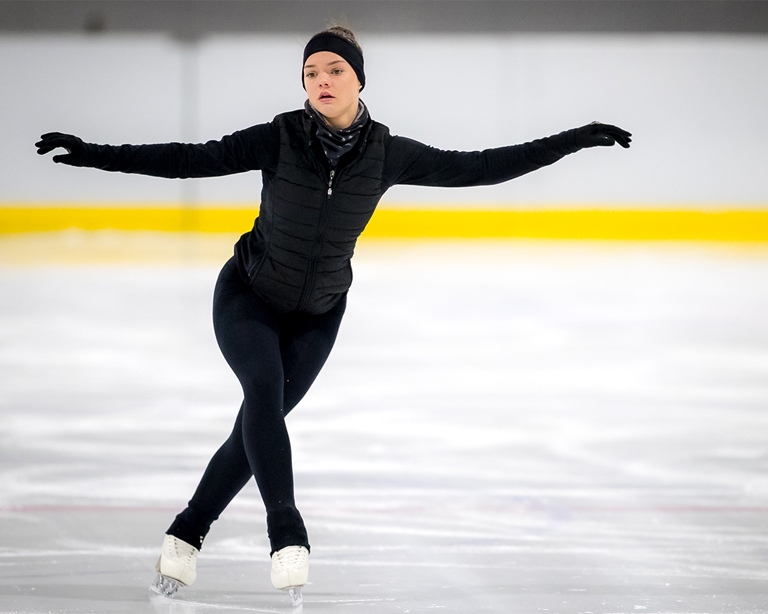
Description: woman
xmin=36 ymin=26 xmax=631 ymax=606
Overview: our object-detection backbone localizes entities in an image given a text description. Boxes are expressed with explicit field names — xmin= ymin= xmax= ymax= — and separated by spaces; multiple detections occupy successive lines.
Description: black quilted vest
xmin=234 ymin=110 xmax=390 ymax=314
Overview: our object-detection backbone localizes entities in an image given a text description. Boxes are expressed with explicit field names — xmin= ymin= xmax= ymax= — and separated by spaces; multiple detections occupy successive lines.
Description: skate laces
xmin=167 ymin=535 xmax=197 ymax=568
xmin=272 ymin=545 xmax=308 ymax=570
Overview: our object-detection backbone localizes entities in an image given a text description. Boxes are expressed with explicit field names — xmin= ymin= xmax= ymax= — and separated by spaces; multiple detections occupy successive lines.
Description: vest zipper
xmin=296 ymin=168 xmax=335 ymax=311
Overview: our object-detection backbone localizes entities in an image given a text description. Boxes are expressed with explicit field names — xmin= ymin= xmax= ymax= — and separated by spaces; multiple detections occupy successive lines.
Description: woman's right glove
xmin=36 ymin=132 xmax=91 ymax=166
xmin=573 ymin=122 xmax=632 ymax=149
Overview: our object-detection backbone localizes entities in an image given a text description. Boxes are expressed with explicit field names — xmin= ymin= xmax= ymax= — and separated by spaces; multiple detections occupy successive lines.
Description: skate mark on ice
xmin=149 ymin=593 xmax=283 ymax=612
xmin=312 ymin=597 xmax=396 ymax=604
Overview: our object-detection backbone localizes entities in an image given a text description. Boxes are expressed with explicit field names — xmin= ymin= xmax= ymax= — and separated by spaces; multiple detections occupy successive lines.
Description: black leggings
xmin=167 ymin=258 xmax=346 ymax=554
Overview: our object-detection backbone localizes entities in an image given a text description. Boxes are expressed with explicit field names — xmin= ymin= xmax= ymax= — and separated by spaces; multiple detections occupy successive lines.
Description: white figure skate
xmin=270 ymin=545 xmax=309 ymax=606
xmin=150 ymin=534 xmax=199 ymax=598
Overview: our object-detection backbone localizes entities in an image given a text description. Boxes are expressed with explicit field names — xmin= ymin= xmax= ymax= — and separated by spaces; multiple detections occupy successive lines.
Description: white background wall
xmin=2 ymin=33 xmax=767 ymax=208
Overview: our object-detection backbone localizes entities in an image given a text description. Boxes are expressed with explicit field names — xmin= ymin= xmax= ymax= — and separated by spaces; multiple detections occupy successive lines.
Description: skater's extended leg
xmin=280 ymin=293 xmax=347 ymax=417
xmin=259 ymin=293 xmax=348 ymax=550
xmin=166 ymin=403 xmax=251 ymax=548
xmin=210 ymin=259 xmax=305 ymax=550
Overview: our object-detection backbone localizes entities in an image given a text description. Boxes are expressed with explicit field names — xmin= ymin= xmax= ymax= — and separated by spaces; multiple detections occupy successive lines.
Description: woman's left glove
xmin=573 ymin=123 xmax=632 ymax=149
xmin=36 ymin=132 xmax=92 ymax=166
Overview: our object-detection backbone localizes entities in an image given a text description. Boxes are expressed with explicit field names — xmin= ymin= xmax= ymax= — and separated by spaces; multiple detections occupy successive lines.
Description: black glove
xmin=573 ymin=122 xmax=632 ymax=149
xmin=35 ymin=132 xmax=91 ymax=166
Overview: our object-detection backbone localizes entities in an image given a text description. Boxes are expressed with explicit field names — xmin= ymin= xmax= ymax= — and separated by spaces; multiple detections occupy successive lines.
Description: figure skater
xmin=36 ymin=25 xmax=631 ymax=606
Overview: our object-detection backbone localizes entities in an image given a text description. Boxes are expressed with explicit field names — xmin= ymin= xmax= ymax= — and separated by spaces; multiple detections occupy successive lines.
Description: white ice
xmin=1 ymin=235 xmax=768 ymax=613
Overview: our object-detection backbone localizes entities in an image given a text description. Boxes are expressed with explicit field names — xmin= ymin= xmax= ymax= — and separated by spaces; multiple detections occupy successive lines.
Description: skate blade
xmin=150 ymin=573 xmax=183 ymax=598
xmin=286 ymin=586 xmax=303 ymax=607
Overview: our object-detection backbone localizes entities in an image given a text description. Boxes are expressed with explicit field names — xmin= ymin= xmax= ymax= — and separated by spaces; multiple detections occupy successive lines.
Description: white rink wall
xmin=2 ymin=33 xmax=768 ymax=208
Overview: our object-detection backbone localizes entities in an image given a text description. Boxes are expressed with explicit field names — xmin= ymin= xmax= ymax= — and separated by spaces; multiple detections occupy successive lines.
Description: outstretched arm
xmin=384 ymin=122 xmax=631 ymax=189
xmin=35 ymin=123 xmax=279 ymax=178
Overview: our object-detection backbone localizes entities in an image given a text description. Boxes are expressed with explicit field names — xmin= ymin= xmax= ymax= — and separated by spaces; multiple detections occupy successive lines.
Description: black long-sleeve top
xmin=82 ymin=110 xmax=583 ymax=313
xmin=85 ymin=118 xmax=581 ymax=188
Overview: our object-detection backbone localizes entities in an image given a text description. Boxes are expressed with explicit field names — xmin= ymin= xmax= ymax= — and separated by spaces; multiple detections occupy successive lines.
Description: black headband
xmin=302 ymin=32 xmax=365 ymax=91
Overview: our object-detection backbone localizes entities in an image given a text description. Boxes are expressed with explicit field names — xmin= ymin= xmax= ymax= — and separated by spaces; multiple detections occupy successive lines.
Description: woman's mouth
xmin=318 ymin=92 xmax=334 ymax=102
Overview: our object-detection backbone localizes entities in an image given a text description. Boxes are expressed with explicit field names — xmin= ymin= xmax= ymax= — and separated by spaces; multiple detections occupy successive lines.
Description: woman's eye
xmin=332 ymin=69 xmax=343 ymax=75
xmin=305 ymin=72 xmax=315 ymax=79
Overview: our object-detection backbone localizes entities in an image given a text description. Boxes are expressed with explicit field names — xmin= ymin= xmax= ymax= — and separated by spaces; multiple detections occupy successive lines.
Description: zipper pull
xmin=327 ymin=170 xmax=335 ymax=196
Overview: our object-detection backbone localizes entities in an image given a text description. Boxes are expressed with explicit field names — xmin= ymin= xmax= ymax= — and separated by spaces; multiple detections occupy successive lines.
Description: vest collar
xmin=303 ymin=106 xmax=375 ymax=172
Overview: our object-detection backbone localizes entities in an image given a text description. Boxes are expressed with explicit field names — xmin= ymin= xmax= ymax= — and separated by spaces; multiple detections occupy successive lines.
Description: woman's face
xmin=303 ymin=51 xmax=361 ymax=130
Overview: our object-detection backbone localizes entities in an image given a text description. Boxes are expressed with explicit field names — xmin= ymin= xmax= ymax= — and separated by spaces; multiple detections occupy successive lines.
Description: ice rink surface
xmin=1 ymin=233 xmax=768 ymax=614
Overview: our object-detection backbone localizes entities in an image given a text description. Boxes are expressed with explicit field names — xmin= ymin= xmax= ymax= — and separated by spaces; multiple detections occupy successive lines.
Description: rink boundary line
xmin=1 ymin=206 xmax=768 ymax=241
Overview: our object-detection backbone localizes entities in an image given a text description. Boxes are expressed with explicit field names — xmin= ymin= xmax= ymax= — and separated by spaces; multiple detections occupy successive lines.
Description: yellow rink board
xmin=1 ymin=206 xmax=767 ymax=241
